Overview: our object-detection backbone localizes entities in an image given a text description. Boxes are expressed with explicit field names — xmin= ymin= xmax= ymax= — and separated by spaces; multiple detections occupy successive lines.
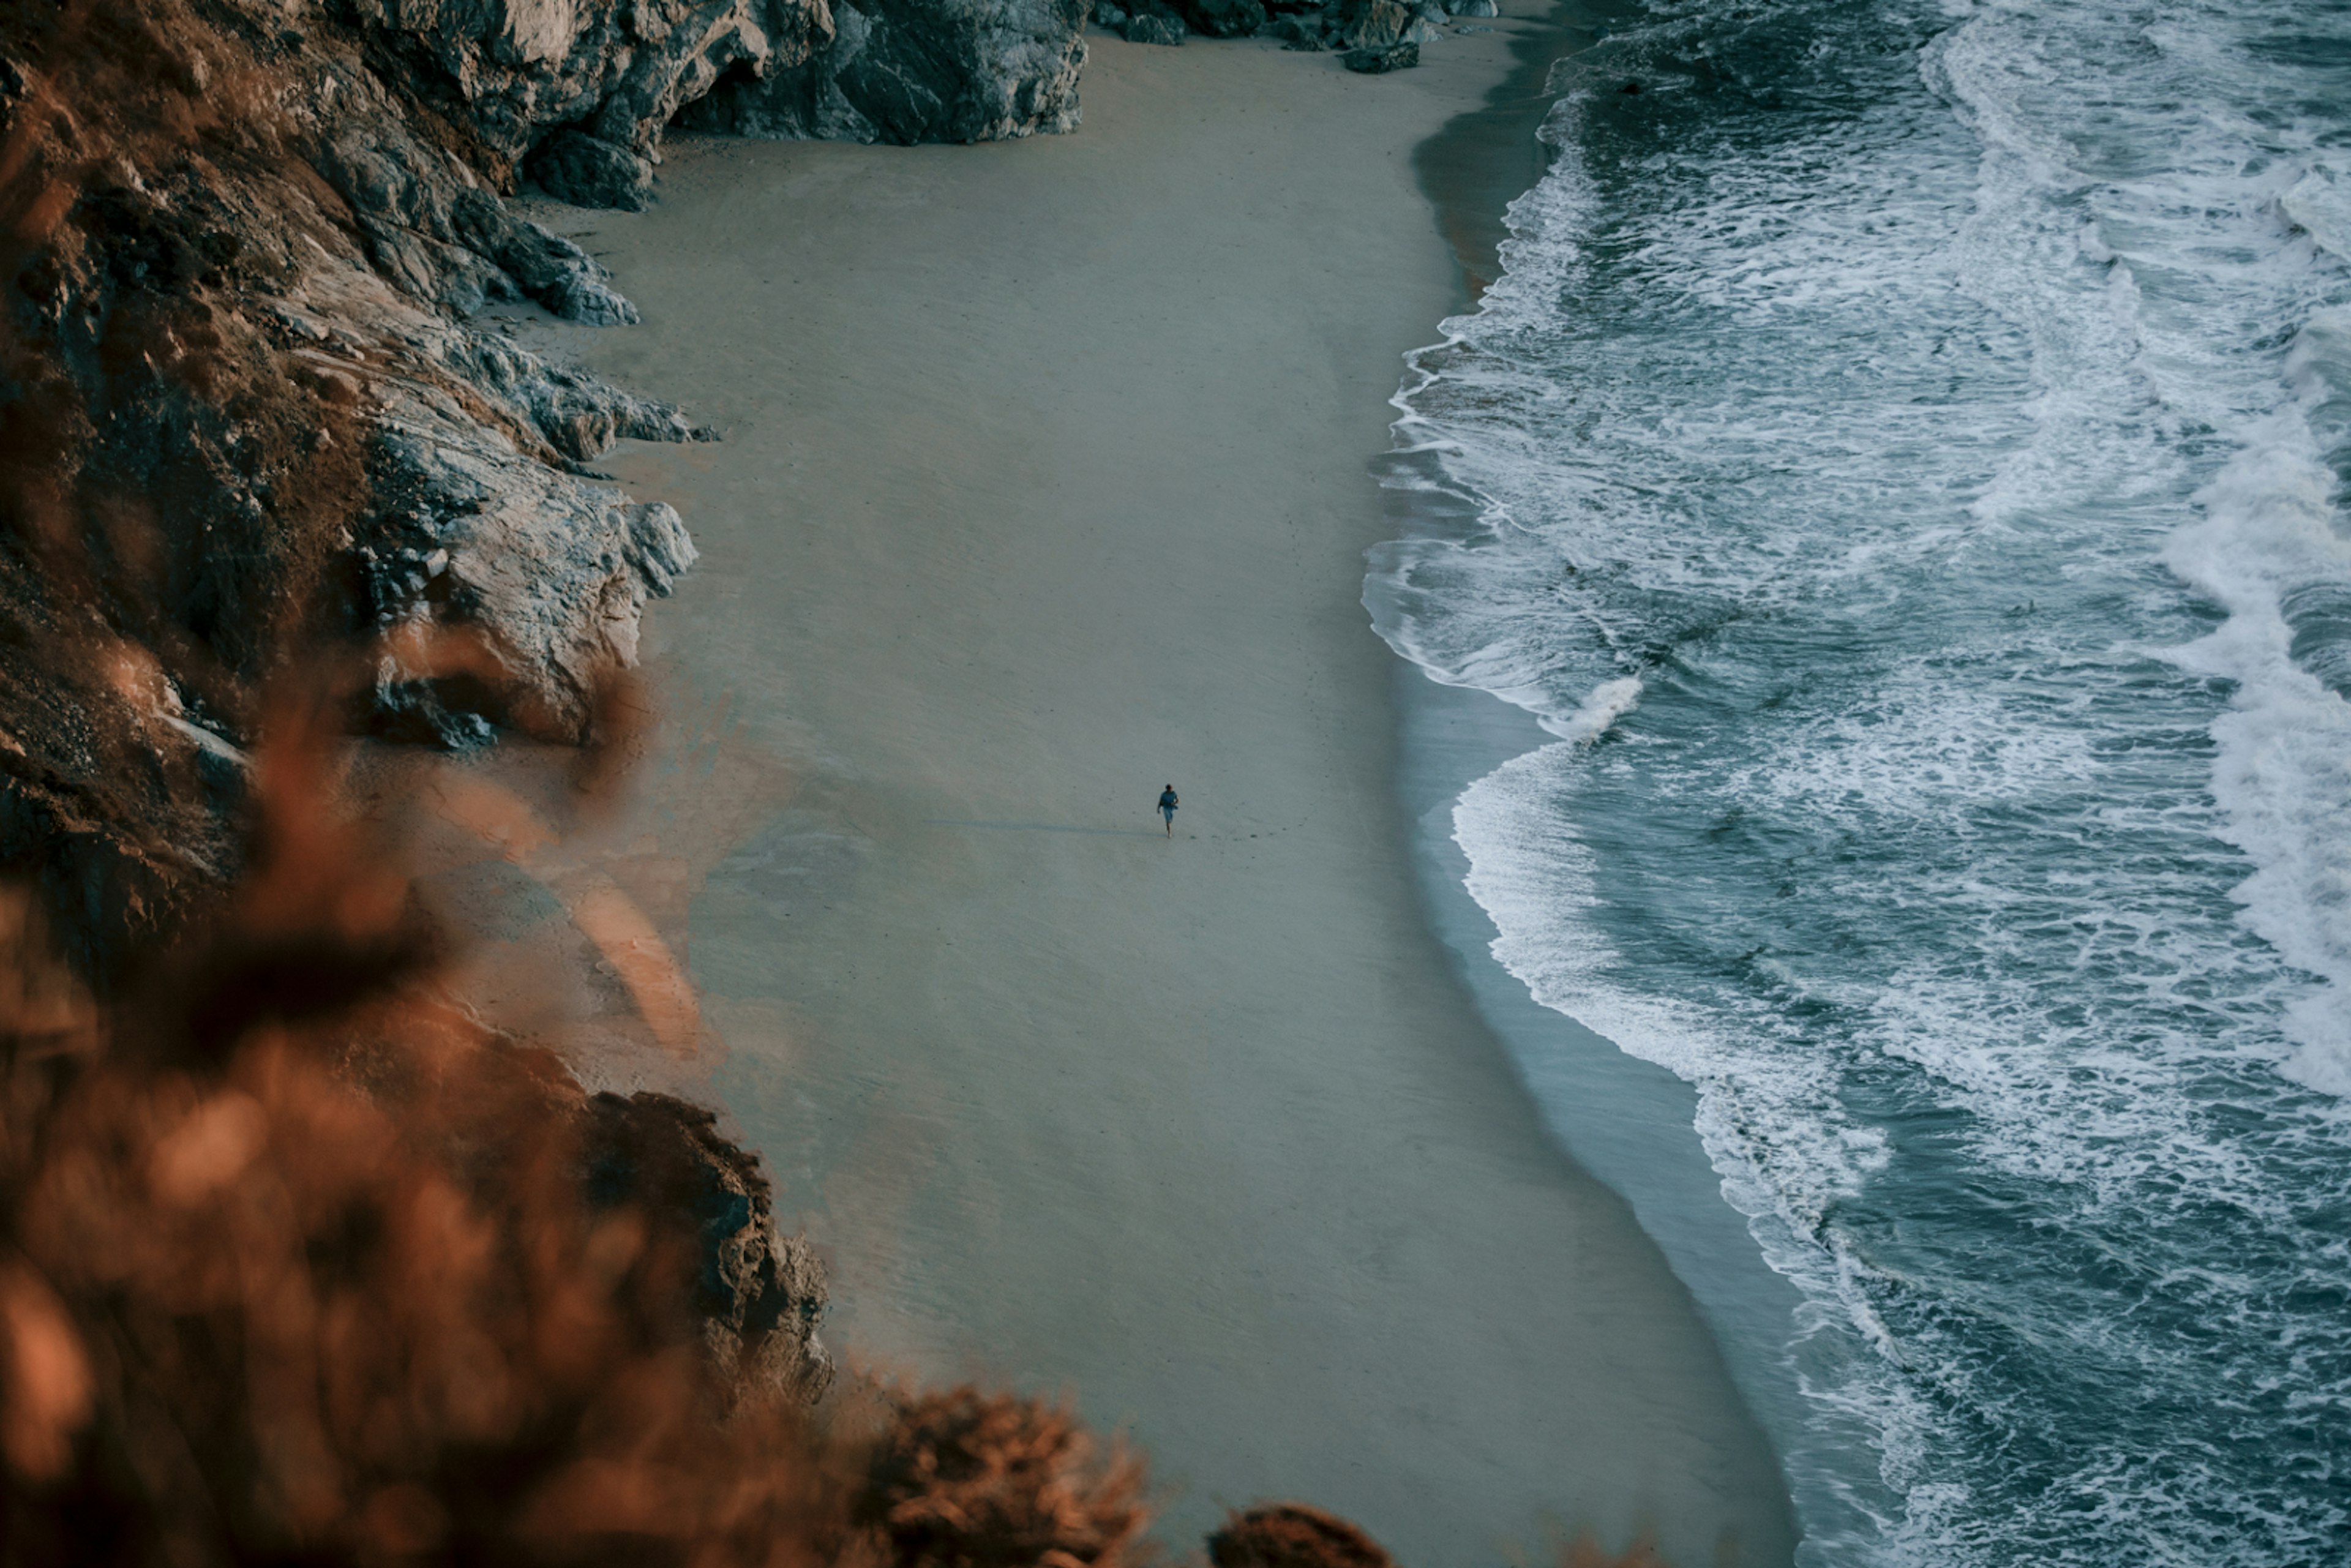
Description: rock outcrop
xmin=678 ymin=0 xmax=1089 ymax=145
xmin=583 ymin=1090 xmax=833 ymax=1401
xmin=1339 ymin=39 xmax=1415 ymax=71
xmin=0 ymin=0 xmax=1095 ymax=966
xmin=1087 ymin=0 xmax=1477 ymax=56
xmin=1172 ymin=0 xmax=1265 ymax=39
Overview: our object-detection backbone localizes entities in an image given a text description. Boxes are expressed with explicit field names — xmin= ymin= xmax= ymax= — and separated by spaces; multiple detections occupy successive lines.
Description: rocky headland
xmin=0 ymin=0 xmax=1090 ymax=974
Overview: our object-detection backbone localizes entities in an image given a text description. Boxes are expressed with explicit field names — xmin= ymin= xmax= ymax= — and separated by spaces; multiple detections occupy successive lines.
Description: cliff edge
xmin=0 ymin=0 xmax=1086 ymax=970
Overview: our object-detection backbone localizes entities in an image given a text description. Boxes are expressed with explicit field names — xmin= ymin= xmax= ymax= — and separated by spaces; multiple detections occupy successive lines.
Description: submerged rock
xmin=1340 ymin=40 xmax=1418 ymax=70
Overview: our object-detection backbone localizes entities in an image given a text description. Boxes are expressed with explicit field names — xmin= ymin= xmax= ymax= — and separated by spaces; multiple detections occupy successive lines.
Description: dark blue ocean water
xmin=1368 ymin=2 xmax=2351 ymax=1562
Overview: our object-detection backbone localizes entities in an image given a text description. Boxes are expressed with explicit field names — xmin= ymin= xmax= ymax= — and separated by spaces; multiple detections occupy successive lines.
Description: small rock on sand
xmin=1124 ymin=7 xmax=1187 ymax=42
xmin=1340 ymin=41 xmax=1418 ymax=72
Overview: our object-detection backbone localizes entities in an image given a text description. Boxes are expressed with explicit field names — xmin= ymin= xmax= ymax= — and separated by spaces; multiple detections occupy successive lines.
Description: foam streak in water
xmin=1371 ymin=1 xmax=2351 ymax=1562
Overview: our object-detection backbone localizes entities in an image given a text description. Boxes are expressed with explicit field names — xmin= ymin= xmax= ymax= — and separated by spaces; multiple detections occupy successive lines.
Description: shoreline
xmin=1377 ymin=0 xmax=1825 ymax=1527
xmin=525 ymin=21 xmax=1799 ymax=1564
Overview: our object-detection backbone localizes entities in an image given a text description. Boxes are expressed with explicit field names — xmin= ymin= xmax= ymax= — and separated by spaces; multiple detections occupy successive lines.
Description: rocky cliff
xmin=0 ymin=0 xmax=1087 ymax=970
xmin=583 ymin=1089 xmax=833 ymax=1400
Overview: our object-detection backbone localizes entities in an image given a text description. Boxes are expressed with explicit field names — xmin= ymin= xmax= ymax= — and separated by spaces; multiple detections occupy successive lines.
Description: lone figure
xmin=1158 ymin=785 xmax=1179 ymax=836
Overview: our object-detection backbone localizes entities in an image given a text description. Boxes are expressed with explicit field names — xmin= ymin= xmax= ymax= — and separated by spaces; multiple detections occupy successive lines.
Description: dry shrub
xmin=0 ymin=698 xmax=827 ymax=1567
xmin=857 ymin=1388 xmax=1149 ymax=1568
xmin=1207 ymin=1504 xmax=1395 ymax=1568
xmin=0 ymin=688 xmax=1155 ymax=1568
xmin=2 ymin=0 xmax=372 ymax=972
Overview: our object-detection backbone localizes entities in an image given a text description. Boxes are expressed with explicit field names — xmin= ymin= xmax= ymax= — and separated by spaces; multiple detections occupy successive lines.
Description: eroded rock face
xmin=583 ymin=1090 xmax=833 ymax=1401
xmin=1334 ymin=0 xmax=1408 ymax=49
xmin=1120 ymin=7 xmax=1187 ymax=45
xmin=337 ymin=0 xmax=834 ymax=184
xmin=1 ymin=0 xmax=1100 ymax=967
xmin=1339 ymin=39 xmax=1415 ymax=70
xmin=1173 ymin=0 xmax=1263 ymax=39
xmin=680 ymin=0 xmax=1088 ymax=144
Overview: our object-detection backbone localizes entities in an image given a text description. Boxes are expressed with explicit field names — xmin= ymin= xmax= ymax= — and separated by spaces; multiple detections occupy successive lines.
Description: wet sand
xmin=520 ymin=20 xmax=1798 ymax=1566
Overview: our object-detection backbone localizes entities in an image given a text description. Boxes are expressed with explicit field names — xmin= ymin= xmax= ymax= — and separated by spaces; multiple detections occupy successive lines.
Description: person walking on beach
xmin=1158 ymin=785 xmax=1179 ymax=836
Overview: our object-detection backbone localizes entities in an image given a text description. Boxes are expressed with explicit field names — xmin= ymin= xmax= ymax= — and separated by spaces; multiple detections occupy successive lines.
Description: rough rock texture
xmin=264 ymin=260 xmax=709 ymax=743
xmin=680 ymin=0 xmax=1089 ymax=146
xmin=340 ymin=0 xmax=834 ymax=202
xmin=1267 ymin=13 xmax=1321 ymax=48
xmin=1172 ymin=0 xmax=1264 ymax=39
xmin=1 ymin=0 xmax=1098 ymax=968
xmin=1339 ymin=40 xmax=1415 ymax=70
xmin=1333 ymin=0 xmax=1408 ymax=49
xmin=1120 ymin=8 xmax=1187 ymax=45
xmin=583 ymin=1090 xmax=833 ymax=1401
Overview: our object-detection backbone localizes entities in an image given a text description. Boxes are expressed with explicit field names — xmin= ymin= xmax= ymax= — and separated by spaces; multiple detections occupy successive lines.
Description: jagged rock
xmin=1268 ymin=13 xmax=1323 ymax=47
xmin=2 ymin=0 xmax=1110 ymax=968
xmin=1401 ymin=17 xmax=1441 ymax=42
xmin=1174 ymin=0 xmax=1267 ymax=36
xmin=1334 ymin=0 xmax=1409 ymax=48
xmin=1093 ymin=0 xmax=1133 ymax=24
xmin=337 ymin=0 xmax=828 ymax=185
xmin=1443 ymin=0 xmax=1497 ymax=13
xmin=306 ymin=51 xmax=643 ymax=323
xmin=268 ymin=260 xmax=702 ymax=743
xmin=583 ymin=1092 xmax=833 ymax=1403
xmin=1122 ymin=7 xmax=1188 ymax=43
xmin=679 ymin=0 xmax=1090 ymax=146
xmin=527 ymin=128 xmax=659 ymax=210
xmin=1340 ymin=40 xmax=1417 ymax=70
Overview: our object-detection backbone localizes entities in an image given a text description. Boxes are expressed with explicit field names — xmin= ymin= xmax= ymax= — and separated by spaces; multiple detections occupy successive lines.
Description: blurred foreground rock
xmin=0 ymin=0 xmax=1092 ymax=967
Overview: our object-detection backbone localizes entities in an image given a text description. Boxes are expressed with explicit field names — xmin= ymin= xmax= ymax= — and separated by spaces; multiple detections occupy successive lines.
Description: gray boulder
xmin=680 ymin=0 xmax=1090 ymax=144
xmin=1444 ymin=0 xmax=1498 ymax=12
xmin=1335 ymin=0 xmax=1409 ymax=48
xmin=1340 ymin=40 xmax=1417 ymax=70
xmin=338 ymin=0 xmax=827 ymax=193
xmin=268 ymin=261 xmax=705 ymax=743
xmin=526 ymin=129 xmax=658 ymax=211
xmin=1093 ymin=0 xmax=1133 ymax=23
xmin=1122 ymin=7 xmax=1188 ymax=42
xmin=1267 ymin=12 xmax=1323 ymax=47
xmin=1175 ymin=0 xmax=1267 ymax=35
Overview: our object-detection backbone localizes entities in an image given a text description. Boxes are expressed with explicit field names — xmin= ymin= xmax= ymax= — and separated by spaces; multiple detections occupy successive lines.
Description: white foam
xmin=1374 ymin=0 xmax=2351 ymax=1560
xmin=2162 ymin=396 xmax=2351 ymax=1095
xmin=1543 ymin=675 xmax=1643 ymax=744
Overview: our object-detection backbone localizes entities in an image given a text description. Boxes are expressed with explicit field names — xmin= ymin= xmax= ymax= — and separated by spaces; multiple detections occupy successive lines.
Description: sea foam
xmin=1370 ymin=0 xmax=2351 ymax=1561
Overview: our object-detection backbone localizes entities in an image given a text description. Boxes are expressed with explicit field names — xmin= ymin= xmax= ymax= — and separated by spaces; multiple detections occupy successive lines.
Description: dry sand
xmin=513 ymin=20 xmax=1799 ymax=1567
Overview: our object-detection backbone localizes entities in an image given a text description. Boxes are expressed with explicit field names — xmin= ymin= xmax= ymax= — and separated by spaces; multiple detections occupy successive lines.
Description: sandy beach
xmin=507 ymin=18 xmax=1798 ymax=1566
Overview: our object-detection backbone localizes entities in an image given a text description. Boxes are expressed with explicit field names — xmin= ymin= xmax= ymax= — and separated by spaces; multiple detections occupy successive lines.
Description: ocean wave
xmin=1372 ymin=0 xmax=2351 ymax=1561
